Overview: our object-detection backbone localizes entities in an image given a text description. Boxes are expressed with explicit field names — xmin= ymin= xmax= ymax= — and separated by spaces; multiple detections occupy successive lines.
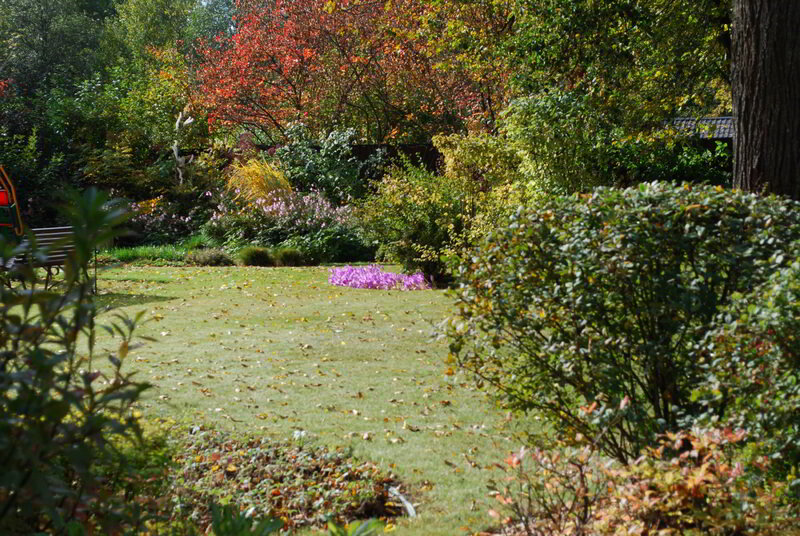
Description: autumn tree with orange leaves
xmin=194 ymin=0 xmax=511 ymax=143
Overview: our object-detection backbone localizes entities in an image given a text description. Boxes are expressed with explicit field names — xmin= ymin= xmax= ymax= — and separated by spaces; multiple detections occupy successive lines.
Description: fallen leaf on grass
xmin=402 ymin=421 xmax=420 ymax=432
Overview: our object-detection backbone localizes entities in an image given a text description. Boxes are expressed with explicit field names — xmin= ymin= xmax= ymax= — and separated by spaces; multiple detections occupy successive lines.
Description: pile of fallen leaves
xmin=167 ymin=426 xmax=406 ymax=530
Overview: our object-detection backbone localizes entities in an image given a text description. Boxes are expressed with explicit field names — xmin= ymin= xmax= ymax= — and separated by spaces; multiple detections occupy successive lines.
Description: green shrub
xmin=183 ymin=233 xmax=213 ymax=250
xmin=272 ymin=247 xmax=307 ymax=267
xmin=123 ymin=185 xmax=222 ymax=247
xmin=280 ymin=226 xmax=375 ymax=264
xmin=186 ymin=248 xmax=234 ymax=266
xmin=502 ymin=92 xmax=616 ymax=194
xmin=359 ymin=159 xmax=469 ymax=286
xmin=433 ymin=133 xmax=535 ymax=246
xmin=202 ymin=190 xmax=358 ymax=251
xmin=360 ymin=135 xmax=527 ymax=286
xmin=696 ymin=241 xmax=800 ymax=480
xmin=448 ymin=182 xmax=800 ymax=462
xmin=238 ymin=246 xmax=275 ymax=266
xmin=434 ymin=132 xmax=524 ymax=191
xmin=275 ymin=123 xmax=384 ymax=205
xmin=0 ymin=189 xmax=151 ymax=534
xmin=502 ymin=93 xmax=733 ymax=195
xmin=616 ymin=139 xmax=733 ymax=187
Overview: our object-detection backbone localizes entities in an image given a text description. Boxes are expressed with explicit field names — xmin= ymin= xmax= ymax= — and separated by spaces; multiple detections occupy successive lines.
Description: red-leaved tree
xmin=194 ymin=0 xmax=509 ymax=142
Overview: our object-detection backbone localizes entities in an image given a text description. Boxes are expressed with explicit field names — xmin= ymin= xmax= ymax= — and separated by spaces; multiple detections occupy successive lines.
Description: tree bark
xmin=732 ymin=0 xmax=800 ymax=200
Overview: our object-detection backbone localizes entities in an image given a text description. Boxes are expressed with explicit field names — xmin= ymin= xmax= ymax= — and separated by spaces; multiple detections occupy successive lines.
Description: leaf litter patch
xmin=169 ymin=426 xmax=409 ymax=530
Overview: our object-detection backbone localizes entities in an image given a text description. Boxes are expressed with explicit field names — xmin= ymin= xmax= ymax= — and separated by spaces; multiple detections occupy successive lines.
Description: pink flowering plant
xmin=203 ymin=189 xmax=375 ymax=262
xmin=204 ymin=190 xmax=355 ymax=246
xmin=329 ymin=265 xmax=430 ymax=290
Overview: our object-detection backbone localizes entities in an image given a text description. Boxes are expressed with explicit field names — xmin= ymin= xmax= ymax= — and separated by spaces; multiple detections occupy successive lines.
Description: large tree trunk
xmin=732 ymin=0 xmax=800 ymax=200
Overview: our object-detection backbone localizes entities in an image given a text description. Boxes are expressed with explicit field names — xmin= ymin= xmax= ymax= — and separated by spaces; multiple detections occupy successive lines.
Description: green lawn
xmin=93 ymin=265 xmax=520 ymax=535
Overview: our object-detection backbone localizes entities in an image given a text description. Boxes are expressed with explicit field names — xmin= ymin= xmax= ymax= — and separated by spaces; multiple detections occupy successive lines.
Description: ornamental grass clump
xmin=329 ymin=265 xmax=430 ymax=290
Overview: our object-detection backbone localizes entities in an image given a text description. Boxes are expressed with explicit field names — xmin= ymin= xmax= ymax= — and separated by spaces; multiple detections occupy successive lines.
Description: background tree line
xmin=0 ymin=0 xmax=795 ymax=228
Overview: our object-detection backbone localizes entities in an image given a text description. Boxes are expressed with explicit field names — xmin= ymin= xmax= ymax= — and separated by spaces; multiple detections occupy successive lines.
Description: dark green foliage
xmin=280 ymin=227 xmax=375 ymax=264
xmin=186 ymin=248 xmax=234 ymax=266
xmin=503 ymin=95 xmax=733 ymax=194
xmin=124 ymin=189 xmax=222 ymax=247
xmin=615 ymin=140 xmax=732 ymax=187
xmin=238 ymin=246 xmax=275 ymax=266
xmin=695 ymin=241 xmax=800 ymax=481
xmin=0 ymin=0 xmax=108 ymax=97
xmin=271 ymin=247 xmax=307 ymax=267
xmin=275 ymin=124 xmax=385 ymax=205
xmin=448 ymin=182 xmax=800 ymax=462
xmin=0 ymin=127 xmax=71 ymax=226
xmin=0 ymin=189 xmax=151 ymax=534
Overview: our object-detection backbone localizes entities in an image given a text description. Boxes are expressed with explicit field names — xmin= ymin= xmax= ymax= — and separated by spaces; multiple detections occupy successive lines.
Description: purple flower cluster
xmin=329 ymin=265 xmax=431 ymax=290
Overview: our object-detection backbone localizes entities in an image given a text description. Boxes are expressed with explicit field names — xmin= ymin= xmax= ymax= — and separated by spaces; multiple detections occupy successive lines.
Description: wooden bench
xmin=1 ymin=166 xmax=91 ymax=290
xmin=5 ymin=226 xmax=79 ymax=289
xmin=0 ymin=166 xmax=96 ymax=290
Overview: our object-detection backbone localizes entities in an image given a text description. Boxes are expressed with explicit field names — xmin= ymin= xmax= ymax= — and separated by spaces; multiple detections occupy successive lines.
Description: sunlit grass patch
xmin=92 ymin=265 xmax=527 ymax=535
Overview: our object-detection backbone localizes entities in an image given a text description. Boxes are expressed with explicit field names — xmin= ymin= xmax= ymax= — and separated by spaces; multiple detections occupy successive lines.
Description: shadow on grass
xmin=100 ymin=275 xmax=175 ymax=283
xmin=95 ymin=292 xmax=175 ymax=309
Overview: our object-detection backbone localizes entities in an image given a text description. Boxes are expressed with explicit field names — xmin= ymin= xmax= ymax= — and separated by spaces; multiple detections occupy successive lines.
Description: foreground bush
xmin=448 ymin=182 xmax=800 ymax=462
xmin=0 ymin=190 xmax=150 ymax=534
xmin=696 ymin=240 xmax=800 ymax=479
xmin=489 ymin=428 xmax=798 ymax=536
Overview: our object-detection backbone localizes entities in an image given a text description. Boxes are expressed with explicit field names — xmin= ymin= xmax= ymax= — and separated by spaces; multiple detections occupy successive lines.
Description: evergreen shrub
xmin=360 ymin=134 xmax=527 ymax=286
xmin=447 ymin=182 xmax=800 ymax=462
